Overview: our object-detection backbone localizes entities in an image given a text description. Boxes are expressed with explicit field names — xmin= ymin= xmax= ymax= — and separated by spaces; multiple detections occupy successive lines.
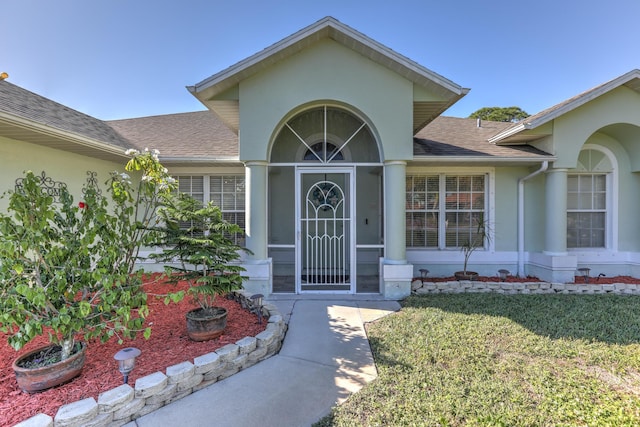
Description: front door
xmin=297 ymin=168 xmax=354 ymax=293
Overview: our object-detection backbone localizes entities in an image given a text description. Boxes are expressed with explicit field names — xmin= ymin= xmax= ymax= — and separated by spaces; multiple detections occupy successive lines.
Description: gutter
xmin=410 ymin=156 xmax=556 ymax=165
xmin=0 ymin=112 xmax=130 ymax=159
xmin=517 ymin=161 xmax=548 ymax=276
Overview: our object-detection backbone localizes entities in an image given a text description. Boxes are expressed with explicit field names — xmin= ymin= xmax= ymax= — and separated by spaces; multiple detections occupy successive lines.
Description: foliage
xmin=315 ymin=294 xmax=640 ymax=426
xmin=469 ymin=106 xmax=530 ymax=122
xmin=0 ymin=149 xmax=176 ymax=360
xmin=460 ymin=214 xmax=490 ymax=274
xmin=150 ymin=192 xmax=249 ymax=311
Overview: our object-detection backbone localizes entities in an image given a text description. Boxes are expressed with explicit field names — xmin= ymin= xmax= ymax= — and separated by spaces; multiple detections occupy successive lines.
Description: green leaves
xmin=150 ymin=192 xmax=249 ymax=310
xmin=0 ymin=151 xmax=174 ymax=355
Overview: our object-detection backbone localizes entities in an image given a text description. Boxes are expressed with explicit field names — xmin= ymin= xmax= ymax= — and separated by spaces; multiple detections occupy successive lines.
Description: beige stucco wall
xmin=237 ymin=39 xmax=414 ymax=162
xmin=0 ymin=136 xmax=124 ymax=210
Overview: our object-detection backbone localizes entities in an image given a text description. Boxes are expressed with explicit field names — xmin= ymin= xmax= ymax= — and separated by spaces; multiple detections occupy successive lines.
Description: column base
xmin=241 ymin=259 xmax=272 ymax=296
xmin=528 ymin=252 xmax=577 ymax=283
xmin=380 ymin=259 xmax=413 ymax=299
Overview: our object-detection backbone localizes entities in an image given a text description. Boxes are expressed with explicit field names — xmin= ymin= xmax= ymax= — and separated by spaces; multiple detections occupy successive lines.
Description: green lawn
xmin=316 ymin=294 xmax=640 ymax=426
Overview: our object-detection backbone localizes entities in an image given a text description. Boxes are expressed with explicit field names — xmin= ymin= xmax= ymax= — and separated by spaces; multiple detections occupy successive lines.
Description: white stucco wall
xmin=0 ymin=136 xmax=124 ymax=210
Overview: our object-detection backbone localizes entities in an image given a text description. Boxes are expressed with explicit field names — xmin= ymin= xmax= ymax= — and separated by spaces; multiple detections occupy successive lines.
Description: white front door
xmin=296 ymin=168 xmax=355 ymax=293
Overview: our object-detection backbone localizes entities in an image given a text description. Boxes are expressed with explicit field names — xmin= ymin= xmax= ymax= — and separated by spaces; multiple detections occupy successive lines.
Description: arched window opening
xmin=269 ymin=105 xmax=379 ymax=163
xmin=567 ymin=148 xmax=613 ymax=249
xmin=303 ymin=142 xmax=344 ymax=162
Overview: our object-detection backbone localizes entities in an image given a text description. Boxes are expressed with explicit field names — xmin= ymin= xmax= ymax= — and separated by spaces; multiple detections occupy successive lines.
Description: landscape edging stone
xmin=15 ymin=291 xmax=286 ymax=427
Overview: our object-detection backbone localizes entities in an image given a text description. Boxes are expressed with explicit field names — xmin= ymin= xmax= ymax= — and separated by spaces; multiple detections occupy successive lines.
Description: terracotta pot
xmin=454 ymin=271 xmax=479 ymax=281
xmin=186 ymin=307 xmax=228 ymax=341
xmin=12 ymin=342 xmax=86 ymax=393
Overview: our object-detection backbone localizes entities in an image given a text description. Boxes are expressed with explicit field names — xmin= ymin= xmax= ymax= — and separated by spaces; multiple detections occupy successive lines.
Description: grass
xmin=315 ymin=294 xmax=640 ymax=426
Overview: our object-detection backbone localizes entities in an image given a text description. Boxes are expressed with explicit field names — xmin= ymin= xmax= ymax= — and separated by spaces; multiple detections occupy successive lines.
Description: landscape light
xmin=114 ymin=347 xmax=141 ymax=384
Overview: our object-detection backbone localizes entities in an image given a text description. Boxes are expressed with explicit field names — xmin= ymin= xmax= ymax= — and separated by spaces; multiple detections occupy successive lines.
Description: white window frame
xmin=406 ymin=168 xmax=494 ymax=251
xmin=174 ymin=174 xmax=246 ymax=244
xmin=567 ymin=144 xmax=617 ymax=252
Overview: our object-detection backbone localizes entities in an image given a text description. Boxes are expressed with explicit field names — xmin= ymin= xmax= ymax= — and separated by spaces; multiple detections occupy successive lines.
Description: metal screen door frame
xmin=295 ymin=167 xmax=355 ymax=294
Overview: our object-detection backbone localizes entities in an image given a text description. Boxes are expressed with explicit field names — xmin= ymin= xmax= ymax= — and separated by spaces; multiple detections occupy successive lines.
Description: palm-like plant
xmin=151 ymin=193 xmax=249 ymax=312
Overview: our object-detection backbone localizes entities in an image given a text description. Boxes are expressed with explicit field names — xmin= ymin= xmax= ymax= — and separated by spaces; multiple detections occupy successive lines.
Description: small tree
xmin=151 ymin=193 xmax=249 ymax=312
xmin=460 ymin=215 xmax=491 ymax=275
xmin=469 ymin=106 xmax=529 ymax=123
xmin=0 ymin=149 xmax=176 ymax=361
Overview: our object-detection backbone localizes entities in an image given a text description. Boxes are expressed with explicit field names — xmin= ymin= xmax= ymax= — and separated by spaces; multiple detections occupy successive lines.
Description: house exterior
xmin=2 ymin=17 xmax=640 ymax=299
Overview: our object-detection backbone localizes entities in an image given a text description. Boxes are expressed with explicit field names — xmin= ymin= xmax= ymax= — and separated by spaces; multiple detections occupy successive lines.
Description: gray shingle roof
xmin=0 ymin=80 xmax=131 ymax=149
xmin=107 ymin=111 xmax=238 ymax=159
xmin=1 ymin=80 xmax=549 ymax=162
xmin=414 ymin=116 xmax=552 ymax=158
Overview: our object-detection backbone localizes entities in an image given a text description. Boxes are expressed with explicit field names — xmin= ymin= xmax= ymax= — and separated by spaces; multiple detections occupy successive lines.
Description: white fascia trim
xmin=411 ymin=155 xmax=556 ymax=164
xmin=190 ymin=17 xmax=467 ymax=97
xmin=160 ymin=156 xmax=242 ymax=165
xmin=0 ymin=112 xmax=129 ymax=158
xmin=487 ymin=123 xmax=529 ymax=143
xmin=490 ymin=70 xmax=640 ymax=144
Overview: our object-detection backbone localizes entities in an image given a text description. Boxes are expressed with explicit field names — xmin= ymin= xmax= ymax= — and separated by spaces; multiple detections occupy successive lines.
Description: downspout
xmin=517 ymin=161 xmax=548 ymax=277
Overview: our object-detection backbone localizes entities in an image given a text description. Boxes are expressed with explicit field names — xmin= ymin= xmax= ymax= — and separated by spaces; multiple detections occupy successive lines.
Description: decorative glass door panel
xmin=298 ymin=170 xmax=353 ymax=292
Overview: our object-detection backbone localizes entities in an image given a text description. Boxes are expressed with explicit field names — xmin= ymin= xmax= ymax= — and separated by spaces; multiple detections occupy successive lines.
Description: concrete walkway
xmin=133 ymin=298 xmax=400 ymax=427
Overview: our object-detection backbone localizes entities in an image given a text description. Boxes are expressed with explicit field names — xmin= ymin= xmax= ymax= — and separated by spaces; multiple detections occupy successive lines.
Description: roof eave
xmin=189 ymin=17 xmax=468 ymax=103
xmin=410 ymin=155 xmax=556 ymax=166
xmin=0 ymin=112 xmax=130 ymax=161
xmin=490 ymin=69 xmax=640 ymax=143
xmin=487 ymin=123 xmax=530 ymax=144
xmin=160 ymin=156 xmax=243 ymax=166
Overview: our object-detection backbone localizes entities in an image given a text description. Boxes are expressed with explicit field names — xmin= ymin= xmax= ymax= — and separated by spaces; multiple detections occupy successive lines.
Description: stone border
xmin=15 ymin=291 xmax=287 ymax=427
xmin=412 ymin=279 xmax=640 ymax=295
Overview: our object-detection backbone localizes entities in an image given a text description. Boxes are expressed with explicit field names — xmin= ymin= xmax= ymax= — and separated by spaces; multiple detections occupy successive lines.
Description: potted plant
xmin=151 ymin=193 xmax=249 ymax=341
xmin=0 ymin=149 xmax=175 ymax=392
xmin=454 ymin=214 xmax=490 ymax=281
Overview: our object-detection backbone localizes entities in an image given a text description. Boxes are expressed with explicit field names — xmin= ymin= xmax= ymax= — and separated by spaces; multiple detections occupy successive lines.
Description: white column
xmin=381 ymin=160 xmax=412 ymax=299
xmin=544 ymin=168 xmax=568 ymax=256
xmin=384 ymin=160 xmax=407 ymax=262
xmin=245 ymin=161 xmax=268 ymax=261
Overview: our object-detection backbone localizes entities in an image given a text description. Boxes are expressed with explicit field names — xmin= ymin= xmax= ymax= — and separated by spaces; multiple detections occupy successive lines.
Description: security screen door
xmin=297 ymin=169 xmax=354 ymax=293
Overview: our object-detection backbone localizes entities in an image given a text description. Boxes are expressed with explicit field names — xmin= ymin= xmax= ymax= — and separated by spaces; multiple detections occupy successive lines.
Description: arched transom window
xmin=270 ymin=105 xmax=379 ymax=163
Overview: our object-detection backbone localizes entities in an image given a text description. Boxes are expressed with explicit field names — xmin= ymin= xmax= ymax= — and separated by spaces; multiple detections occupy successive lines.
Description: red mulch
xmin=0 ymin=274 xmax=266 ymax=426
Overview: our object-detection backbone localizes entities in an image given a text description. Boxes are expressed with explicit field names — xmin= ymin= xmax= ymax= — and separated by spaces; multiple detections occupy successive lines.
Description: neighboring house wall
xmin=0 ymin=136 xmax=123 ymax=210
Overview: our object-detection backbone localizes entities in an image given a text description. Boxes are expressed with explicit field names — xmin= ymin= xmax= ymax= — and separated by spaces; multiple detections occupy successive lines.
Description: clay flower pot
xmin=454 ymin=271 xmax=479 ymax=281
xmin=186 ymin=307 xmax=228 ymax=341
xmin=12 ymin=342 xmax=86 ymax=393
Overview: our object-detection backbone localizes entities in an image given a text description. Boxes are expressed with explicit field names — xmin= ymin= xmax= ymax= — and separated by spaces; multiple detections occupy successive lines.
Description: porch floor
xmin=272 ymin=275 xmax=380 ymax=294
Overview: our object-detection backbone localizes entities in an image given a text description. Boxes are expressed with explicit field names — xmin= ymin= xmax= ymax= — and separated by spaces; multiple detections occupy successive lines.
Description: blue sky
xmin=2 ymin=0 xmax=639 ymax=121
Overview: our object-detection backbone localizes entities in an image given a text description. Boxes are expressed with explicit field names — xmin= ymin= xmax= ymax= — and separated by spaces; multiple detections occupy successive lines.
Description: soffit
xmin=189 ymin=17 xmax=468 ymax=134
xmin=0 ymin=115 xmax=129 ymax=162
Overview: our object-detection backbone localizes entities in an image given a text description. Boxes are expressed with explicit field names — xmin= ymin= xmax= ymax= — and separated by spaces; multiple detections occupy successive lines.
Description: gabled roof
xmin=188 ymin=16 xmax=469 ymax=134
xmin=489 ymin=69 xmax=640 ymax=144
xmin=414 ymin=116 xmax=554 ymax=165
xmin=0 ymin=80 xmax=131 ymax=161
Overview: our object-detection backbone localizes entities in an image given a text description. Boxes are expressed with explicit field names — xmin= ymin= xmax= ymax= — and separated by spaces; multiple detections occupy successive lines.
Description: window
xmin=567 ymin=149 xmax=612 ymax=249
xmin=303 ymin=142 xmax=344 ymax=161
xmin=175 ymin=175 xmax=245 ymax=245
xmin=406 ymin=174 xmax=486 ymax=248
xmin=567 ymin=175 xmax=606 ymax=248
